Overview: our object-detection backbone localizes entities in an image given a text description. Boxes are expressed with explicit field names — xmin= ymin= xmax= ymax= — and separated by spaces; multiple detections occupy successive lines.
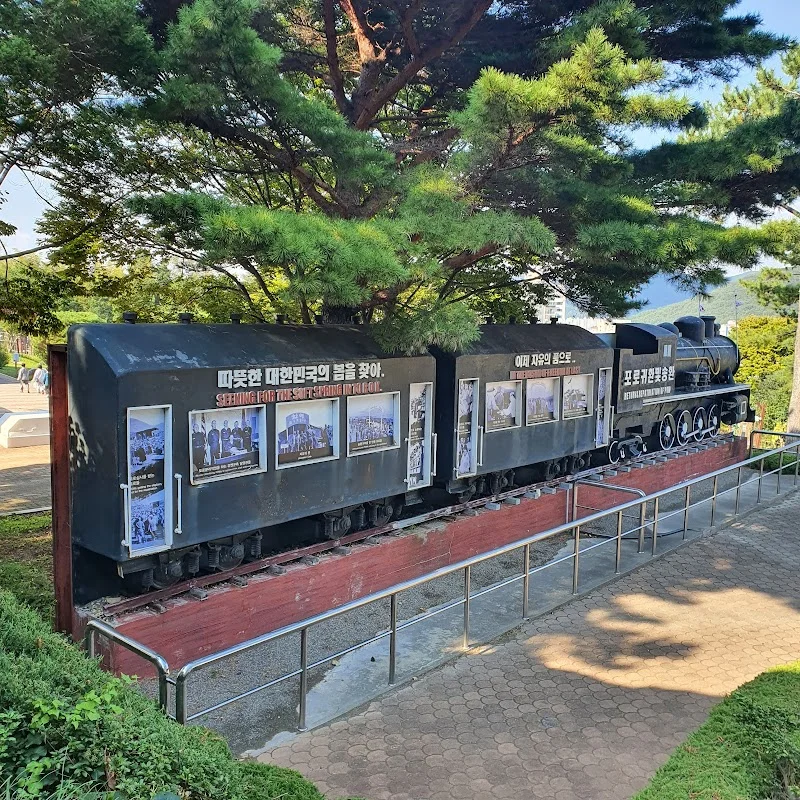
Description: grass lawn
xmin=634 ymin=662 xmax=800 ymax=800
xmin=1 ymin=365 xmax=19 ymax=378
xmin=0 ymin=512 xmax=53 ymax=620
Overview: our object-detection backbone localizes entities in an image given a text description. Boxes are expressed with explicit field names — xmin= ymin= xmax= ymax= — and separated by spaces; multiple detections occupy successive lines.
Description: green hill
xmin=631 ymin=272 xmax=775 ymax=324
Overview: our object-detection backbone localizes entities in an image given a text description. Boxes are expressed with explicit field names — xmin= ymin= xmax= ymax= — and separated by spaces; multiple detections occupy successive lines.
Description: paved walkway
xmin=259 ymin=490 xmax=800 ymax=800
xmin=0 ymin=378 xmax=51 ymax=513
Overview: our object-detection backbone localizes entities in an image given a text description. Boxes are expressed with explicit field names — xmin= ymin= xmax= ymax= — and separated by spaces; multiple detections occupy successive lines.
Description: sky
xmin=3 ymin=0 xmax=800 ymax=259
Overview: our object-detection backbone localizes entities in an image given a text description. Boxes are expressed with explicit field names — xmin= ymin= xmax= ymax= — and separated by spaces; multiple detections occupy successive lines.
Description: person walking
xmin=32 ymin=364 xmax=44 ymax=394
xmin=17 ymin=362 xmax=30 ymax=393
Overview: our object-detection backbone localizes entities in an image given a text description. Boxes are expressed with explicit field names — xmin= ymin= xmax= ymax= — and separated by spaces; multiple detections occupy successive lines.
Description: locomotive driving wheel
xmin=658 ymin=413 xmax=677 ymax=450
xmin=676 ymin=410 xmax=693 ymax=446
xmin=692 ymin=406 xmax=707 ymax=441
xmin=707 ymin=404 xmax=721 ymax=438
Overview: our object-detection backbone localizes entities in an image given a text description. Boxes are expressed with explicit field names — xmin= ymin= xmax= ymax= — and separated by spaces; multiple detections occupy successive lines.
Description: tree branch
xmin=353 ymin=0 xmax=493 ymax=130
xmin=323 ymin=0 xmax=352 ymax=118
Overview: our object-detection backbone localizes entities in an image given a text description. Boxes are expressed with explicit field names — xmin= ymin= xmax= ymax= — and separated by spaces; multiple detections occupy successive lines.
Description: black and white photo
xmin=485 ymin=381 xmax=521 ymax=432
xmin=347 ymin=393 xmax=399 ymax=455
xmin=562 ymin=374 xmax=593 ymax=419
xmin=127 ymin=406 xmax=170 ymax=552
xmin=408 ymin=383 xmax=432 ymax=487
xmin=189 ymin=405 xmax=265 ymax=483
xmin=526 ymin=377 xmax=559 ymax=425
xmin=276 ymin=399 xmax=338 ymax=467
xmin=456 ymin=379 xmax=478 ymax=477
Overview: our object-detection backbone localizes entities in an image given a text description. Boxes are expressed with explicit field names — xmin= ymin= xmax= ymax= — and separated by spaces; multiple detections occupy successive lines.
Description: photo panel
xmin=456 ymin=378 xmax=479 ymax=478
xmin=562 ymin=374 xmax=594 ymax=419
xmin=127 ymin=405 xmax=171 ymax=554
xmin=276 ymin=398 xmax=339 ymax=469
xmin=408 ymin=382 xmax=433 ymax=488
xmin=485 ymin=381 xmax=522 ymax=432
xmin=347 ymin=392 xmax=401 ymax=456
xmin=526 ymin=377 xmax=560 ymax=425
xmin=189 ymin=404 xmax=266 ymax=484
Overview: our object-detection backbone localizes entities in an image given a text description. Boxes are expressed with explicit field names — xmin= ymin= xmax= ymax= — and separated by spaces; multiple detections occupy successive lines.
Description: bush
xmin=0 ymin=348 xmax=9 ymax=369
xmin=0 ymin=592 xmax=332 ymax=800
xmin=634 ymin=662 xmax=800 ymax=800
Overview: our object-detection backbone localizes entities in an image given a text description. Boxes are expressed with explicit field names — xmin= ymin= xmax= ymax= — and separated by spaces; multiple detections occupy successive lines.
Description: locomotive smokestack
xmin=700 ymin=315 xmax=716 ymax=339
xmin=230 ymin=313 xmax=241 ymax=324
xmin=178 ymin=313 xmax=193 ymax=324
xmin=122 ymin=312 xmax=137 ymax=324
xmin=315 ymin=314 xmax=323 ymax=324
xmin=550 ymin=316 xmax=558 ymax=325
xmin=276 ymin=314 xmax=286 ymax=325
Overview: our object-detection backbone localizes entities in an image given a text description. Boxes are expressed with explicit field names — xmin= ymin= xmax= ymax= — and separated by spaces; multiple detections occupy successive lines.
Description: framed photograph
xmin=347 ymin=392 xmax=401 ymax=456
xmin=126 ymin=405 xmax=172 ymax=555
xmin=456 ymin=378 xmax=479 ymax=478
xmin=276 ymin=398 xmax=339 ymax=469
xmin=189 ymin=405 xmax=266 ymax=484
xmin=596 ymin=367 xmax=612 ymax=446
xmin=526 ymin=377 xmax=560 ymax=425
xmin=562 ymin=374 xmax=594 ymax=419
xmin=407 ymin=382 xmax=433 ymax=488
xmin=485 ymin=381 xmax=522 ymax=432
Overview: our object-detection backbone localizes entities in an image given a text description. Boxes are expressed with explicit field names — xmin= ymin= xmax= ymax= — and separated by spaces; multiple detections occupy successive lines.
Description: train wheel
xmin=569 ymin=453 xmax=588 ymax=474
xmin=658 ymin=414 xmax=677 ymax=450
xmin=707 ymin=404 xmax=721 ymax=438
xmin=692 ymin=407 xmax=707 ymax=440
xmin=544 ymin=459 xmax=561 ymax=481
xmin=676 ymin=410 xmax=692 ymax=446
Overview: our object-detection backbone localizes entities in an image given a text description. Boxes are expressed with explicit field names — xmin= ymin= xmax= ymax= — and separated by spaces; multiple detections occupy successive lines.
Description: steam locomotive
xmin=67 ymin=314 xmax=751 ymax=601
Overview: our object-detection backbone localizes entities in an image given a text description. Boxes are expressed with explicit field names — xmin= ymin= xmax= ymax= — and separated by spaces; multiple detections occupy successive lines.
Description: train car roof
xmin=455 ymin=323 xmax=610 ymax=356
xmin=68 ymin=322 xmax=428 ymax=376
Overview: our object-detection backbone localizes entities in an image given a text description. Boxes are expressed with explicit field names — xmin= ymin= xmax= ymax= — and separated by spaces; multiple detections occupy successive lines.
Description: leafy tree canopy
xmin=1 ymin=0 xmax=796 ymax=350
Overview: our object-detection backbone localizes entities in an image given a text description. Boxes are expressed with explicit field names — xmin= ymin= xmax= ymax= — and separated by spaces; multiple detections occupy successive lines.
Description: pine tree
xmin=2 ymin=0 xmax=794 ymax=351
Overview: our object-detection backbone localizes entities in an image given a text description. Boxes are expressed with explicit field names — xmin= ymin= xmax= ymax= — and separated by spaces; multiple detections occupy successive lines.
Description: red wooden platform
xmin=78 ymin=438 xmax=746 ymax=675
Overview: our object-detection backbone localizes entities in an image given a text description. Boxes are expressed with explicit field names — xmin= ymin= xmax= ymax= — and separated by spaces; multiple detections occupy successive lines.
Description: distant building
xmin=534 ymin=292 xmax=566 ymax=324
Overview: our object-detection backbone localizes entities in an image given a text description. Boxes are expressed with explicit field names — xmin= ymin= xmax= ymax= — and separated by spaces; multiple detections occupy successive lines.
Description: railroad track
xmin=101 ymin=434 xmax=733 ymax=617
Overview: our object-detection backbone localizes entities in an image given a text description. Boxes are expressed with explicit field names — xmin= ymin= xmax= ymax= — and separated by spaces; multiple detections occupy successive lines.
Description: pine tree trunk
xmin=788 ymin=290 xmax=800 ymax=433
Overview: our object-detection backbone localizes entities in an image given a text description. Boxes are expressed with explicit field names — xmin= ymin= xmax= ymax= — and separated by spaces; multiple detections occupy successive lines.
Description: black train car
xmin=68 ymin=322 xmax=435 ymax=600
xmin=431 ymin=324 xmax=615 ymax=498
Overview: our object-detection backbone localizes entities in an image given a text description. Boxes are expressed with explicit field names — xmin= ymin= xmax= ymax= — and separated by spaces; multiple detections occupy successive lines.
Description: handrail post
xmin=710 ymin=475 xmax=719 ymax=528
xmin=298 ymin=628 xmax=309 ymax=731
xmin=651 ymin=497 xmax=659 ymax=555
xmin=522 ymin=543 xmax=530 ymax=619
xmin=571 ymin=524 xmax=580 ymax=594
xmin=615 ymin=510 xmax=623 ymax=574
xmin=175 ymin=674 xmax=187 ymax=725
xmin=757 ymin=457 xmax=765 ymax=504
xmin=389 ymin=594 xmax=398 ymax=685
xmin=777 ymin=450 xmax=784 ymax=495
xmin=683 ymin=484 xmax=691 ymax=540
xmin=734 ymin=467 xmax=742 ymax=516
xmin=795 ymin=442 xmax=799 ymax=487
xmin=572 ymin=485 xmax=580 ymax=594
xmin=85 ymin=627 xmax=96 ymax=660
xmin=638 ymin=501 xmax=646 ymax=553
xmin=462 ymin=566 xmax=471 ymax=650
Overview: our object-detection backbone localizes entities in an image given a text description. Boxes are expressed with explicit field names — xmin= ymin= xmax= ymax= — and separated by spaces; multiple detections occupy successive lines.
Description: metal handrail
xmin=171 ymin=434 xmax=800 ymax=728
xmin=84 ymin=618 xmax=172 ymax=712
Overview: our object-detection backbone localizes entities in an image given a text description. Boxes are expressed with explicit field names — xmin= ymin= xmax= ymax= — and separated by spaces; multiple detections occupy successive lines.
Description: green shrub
xmin=0 ymin=349 xmax=9 ymax=369
xmin=634 ymin=662 xmax=800 ymax=800
xmin=0 ymin=592 xmax=331 ymax=800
